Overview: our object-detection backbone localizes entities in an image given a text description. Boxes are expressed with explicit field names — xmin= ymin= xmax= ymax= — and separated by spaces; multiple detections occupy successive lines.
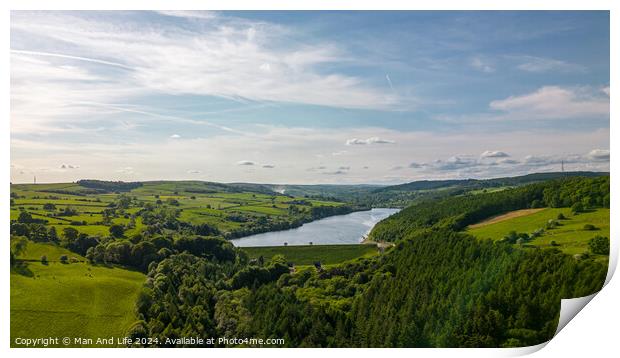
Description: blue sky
xmin=10 ymin=11 xmax=609 ymax=184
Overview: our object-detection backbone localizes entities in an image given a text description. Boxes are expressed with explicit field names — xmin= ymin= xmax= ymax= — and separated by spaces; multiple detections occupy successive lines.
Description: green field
xmin=467 ymin=208 xmax=610 ymax=261
xmin=10 ymin=241 xmax=145 ymax=347
xmin=242 ymin=244 xmax=380 ymax=266
xmin=10 ymin=181 xmax=345 ymax=239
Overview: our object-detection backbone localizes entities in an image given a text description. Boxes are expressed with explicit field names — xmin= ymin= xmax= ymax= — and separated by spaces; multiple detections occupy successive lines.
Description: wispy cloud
xmin=489 ymin=86 xmax=609 ymax=120
xmin=513 ymin=55 xmax=586 ymax=73
xmin=11 ymin=11 xmax=402 ymax=115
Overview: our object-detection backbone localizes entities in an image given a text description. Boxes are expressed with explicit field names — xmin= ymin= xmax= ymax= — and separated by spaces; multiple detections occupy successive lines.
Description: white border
xmin=2 ymin=1 xmax=616 ymax=357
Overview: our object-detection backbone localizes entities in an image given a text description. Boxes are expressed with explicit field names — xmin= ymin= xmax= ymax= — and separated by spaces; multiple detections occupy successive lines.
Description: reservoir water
xmin=230 ymin=208 xmax=400 ymax=247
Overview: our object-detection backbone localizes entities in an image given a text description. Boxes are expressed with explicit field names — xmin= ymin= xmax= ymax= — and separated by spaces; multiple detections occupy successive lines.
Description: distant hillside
xmin=265 ymin=184 xmax=382 ymax=201
xmin=376 ymin=171 xmax=608 ymax=193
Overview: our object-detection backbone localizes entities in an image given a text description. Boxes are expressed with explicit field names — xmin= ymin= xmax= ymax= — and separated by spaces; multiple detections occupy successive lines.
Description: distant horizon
xmin=10 ymin=169 xmax=609 ymax=186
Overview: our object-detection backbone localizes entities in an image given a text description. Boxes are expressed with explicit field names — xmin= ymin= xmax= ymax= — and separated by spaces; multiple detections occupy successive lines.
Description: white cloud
xmin=154 ymin=10 xmax=217 ymax=20
xmin=10 ymin=125 xmax=609 ymax=184
xmin=481 ymin=150 xmax=509 ymax=158
xmin=588 ymin=149 xmax=610 ymax=161
xmin=602 ymin=86 xmax=610 ymax=96
xmin=170 ymin=134 xmax=181 ymax=139
xmin=489 ymin=86 xmax=609 ymax=120
xmin=345 ymin=137 xmax=395 ymax=145
xmin=237 ymin=160 xmax=255 ymax=166
xmin=470 ymin=56 xmax=495 ymax=73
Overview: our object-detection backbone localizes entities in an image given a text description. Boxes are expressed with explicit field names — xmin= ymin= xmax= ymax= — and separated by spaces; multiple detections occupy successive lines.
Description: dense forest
xmin=119 ymin=175 xmax=609 ymax=347
xmin=370 ymin=176 xmax=610 ymax=242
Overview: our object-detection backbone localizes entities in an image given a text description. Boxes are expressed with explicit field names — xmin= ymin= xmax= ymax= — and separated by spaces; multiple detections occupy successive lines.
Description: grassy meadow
xmin=242 ymin=243 xmax=380 ymax=266
xmin=467 ymin=208 xmax=610 ymax=261
xmin=10 ymin=241 xmax=144 ymax=347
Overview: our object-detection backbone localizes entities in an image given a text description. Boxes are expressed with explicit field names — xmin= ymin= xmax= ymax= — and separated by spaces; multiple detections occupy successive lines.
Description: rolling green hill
xmin=10 ymin=180 xmax=352 ymax=240
xmin=10 ymin=240 xmax=145 ymax=347
xmin=467 ymin=208 xmax=609 ymax=261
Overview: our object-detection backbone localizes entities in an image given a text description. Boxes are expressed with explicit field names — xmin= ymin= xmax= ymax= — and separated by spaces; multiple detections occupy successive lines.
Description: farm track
xmin=467 ymin=208 xmax=545 ymax=229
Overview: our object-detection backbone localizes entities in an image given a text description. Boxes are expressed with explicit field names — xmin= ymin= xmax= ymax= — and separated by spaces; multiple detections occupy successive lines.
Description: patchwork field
xmin=10 ymin=181 xmax=346 ymax=240
xmin=10 ymin=241 xmax=145 ymax=347
xmin=242 ymin=244 xmax=380 ymax=266
xmin=467 ymin=208 xmax=610 ymax=261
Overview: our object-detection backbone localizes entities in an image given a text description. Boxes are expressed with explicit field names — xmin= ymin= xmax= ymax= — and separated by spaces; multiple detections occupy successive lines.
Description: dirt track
xmin=467 ymin=208 xmax=545 ymax=229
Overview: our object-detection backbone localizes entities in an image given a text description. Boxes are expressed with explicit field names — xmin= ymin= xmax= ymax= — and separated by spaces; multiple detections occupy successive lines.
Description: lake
xmin=230 ymin=208 xmax=400 ymax=247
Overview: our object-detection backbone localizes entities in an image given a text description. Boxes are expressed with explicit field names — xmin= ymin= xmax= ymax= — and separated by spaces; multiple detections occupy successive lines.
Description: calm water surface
xmin=230 ymin=208 xmax=400 ymax=247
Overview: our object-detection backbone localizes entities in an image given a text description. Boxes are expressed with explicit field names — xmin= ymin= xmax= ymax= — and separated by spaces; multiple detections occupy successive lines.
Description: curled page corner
xmin=551 ymin=236 xmax=617 ymax=339
xmin=554 ymin=293 xmax=597 ymax=336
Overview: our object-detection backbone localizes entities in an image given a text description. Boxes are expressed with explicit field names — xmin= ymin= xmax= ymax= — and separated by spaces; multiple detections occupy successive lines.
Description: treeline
xmin=77 ymin=179 xmax=143 ymax=192
xmin=376 ymin=171 xmax=606 ymax=193
xmin=370 ymin=176 xmax=610 ymax=242
xmin=86 ymin=235 xmax=237 ymax=272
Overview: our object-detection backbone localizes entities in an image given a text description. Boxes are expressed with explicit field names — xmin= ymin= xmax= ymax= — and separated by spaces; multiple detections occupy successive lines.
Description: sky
xmin=10 ymin=10 xmax=610 ymax=184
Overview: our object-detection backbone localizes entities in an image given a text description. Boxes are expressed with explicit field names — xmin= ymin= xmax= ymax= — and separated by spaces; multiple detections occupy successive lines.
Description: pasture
xmin=467 ymin=208 xmax=610 ymax=261
xmin=10 ymin=240 xmax=145 ymax=347
xmin=242 ymin=243 xmax=379 ymax=266
xmin=10 ymin=181 xmax=345 ymax=240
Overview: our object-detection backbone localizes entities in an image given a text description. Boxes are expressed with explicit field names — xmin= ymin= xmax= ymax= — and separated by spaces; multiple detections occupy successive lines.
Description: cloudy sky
xmin=10 ymin=11 xmax=609 ymax=184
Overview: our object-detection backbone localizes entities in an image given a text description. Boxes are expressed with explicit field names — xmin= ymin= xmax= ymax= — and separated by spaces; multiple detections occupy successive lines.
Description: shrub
xmin=583 ymin=224 xmax=597 ymax=231
xmin=546 ymin=220 xmax=558 ymax=230
xmin=588 ymin=236 xmax=610 ymax=255
xmin=550 ymin=241 xmax=559 ymax=247
xmin=40 ymin=255 xmax=48 ymax=264
xmin=557 ymin=213 xmax=566 ymax=220
xmin=59 ymin=255 xmax=68 ymax=263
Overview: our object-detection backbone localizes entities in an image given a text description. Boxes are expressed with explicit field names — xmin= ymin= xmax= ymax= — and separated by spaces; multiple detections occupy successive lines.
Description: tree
xmin=59 ymin=255 xmax=68 ymax=264
xmin=43 ymin=203 xmax=56 ymax=211
xmin=48 ymin=227 xmax=59 ymax=243
xmin=109 ymin=224 xmax=125 ymax=238
xmin=62 ymin=227 xmax=79 ymax=242
xmin=17 ymin=211 xmax=33 ymax=223
xmin=588 ymin=236 xmax=610 ymax=255
xmin=571 ymin=202 xmax=584 ymax=214
xmin=530 ymin=199 xmax=543 ymax=209
xmin=41 ymin=255 xmax=48 ymax=264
